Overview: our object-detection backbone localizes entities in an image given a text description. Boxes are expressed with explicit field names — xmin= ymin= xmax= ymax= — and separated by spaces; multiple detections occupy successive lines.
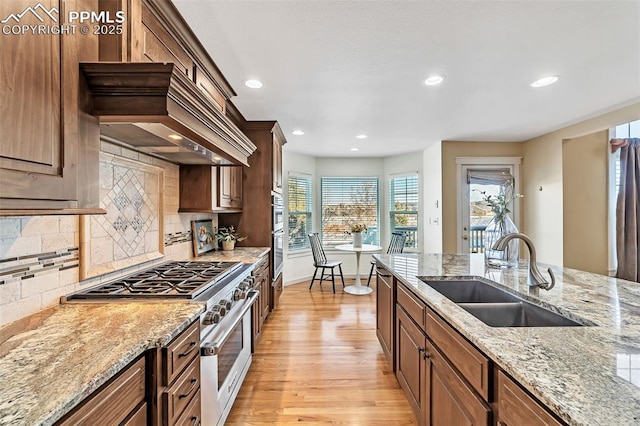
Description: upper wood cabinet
xmin=0 ymin=0 xmax=101 ymax=214
xmin=218 ymin=166 xmax=243 ymax=209
xmin=179 ymin=165 xmax=243 ymax=213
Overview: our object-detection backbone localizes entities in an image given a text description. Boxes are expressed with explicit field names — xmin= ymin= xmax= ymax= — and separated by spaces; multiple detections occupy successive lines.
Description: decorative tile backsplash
xmin=165 ymin=230 xmax=193 ymax=247
xmin=80 ymin=153 xmax=164 ymax=279
xmin=0 ymin=248 xmax=79 ymax=285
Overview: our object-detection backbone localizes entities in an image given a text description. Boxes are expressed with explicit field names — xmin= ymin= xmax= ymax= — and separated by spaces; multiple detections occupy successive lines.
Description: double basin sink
xmin=420 ymin=278 xmax=588 ymax=327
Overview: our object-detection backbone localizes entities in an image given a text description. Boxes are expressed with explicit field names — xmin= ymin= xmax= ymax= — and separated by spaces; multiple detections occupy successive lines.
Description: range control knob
xmin=238 ymin=282 xmax=250 ymax=291
xmin=202 ymin=307 xmax=222 ymax=325
xmin=220 ymin=299 xmax=233 ymax=311
xmin=218 ymin=305 xmax=227 ymax=317
xmin=246 ymin=276 xmax=255 ymax=285
xmin=233 ymin=289 xmax=246 ymax=300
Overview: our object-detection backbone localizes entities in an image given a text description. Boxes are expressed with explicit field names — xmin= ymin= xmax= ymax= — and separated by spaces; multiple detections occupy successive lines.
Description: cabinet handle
xmin=423 ymin=352 xmax=431 ymax=360
xmin=178 ymin=341 xmax=197 ymax=358
xmin=418 ymin=347 xmax=425 ymax=353
xmin=190 ymin=416 xmax=200 ymax=426
xmin=179 ymin=378 xmax=198 ymax=399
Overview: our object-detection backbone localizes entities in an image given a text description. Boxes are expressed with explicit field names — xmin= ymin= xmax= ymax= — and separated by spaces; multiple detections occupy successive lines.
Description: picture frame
xmin=191 ymin=219 xmax=216 ymax=257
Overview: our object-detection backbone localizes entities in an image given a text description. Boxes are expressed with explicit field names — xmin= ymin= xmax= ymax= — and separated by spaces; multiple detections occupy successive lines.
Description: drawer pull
xmin=418 ymin=347 xmax=425 ymax=353
xmin=178 ymin=341 xmax=197 ymax=358
xmin=423 ymin=352 xmax=431 ymax=360
xmin=190 ymin=416 xmax=199 ymax=426
xmin=179 ymin=379 xmax=198 ymax=399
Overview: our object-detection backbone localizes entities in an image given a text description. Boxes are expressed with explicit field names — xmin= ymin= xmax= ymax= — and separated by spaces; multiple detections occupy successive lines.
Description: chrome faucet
xmin=492 ymin=232 xmax=556 ymax=290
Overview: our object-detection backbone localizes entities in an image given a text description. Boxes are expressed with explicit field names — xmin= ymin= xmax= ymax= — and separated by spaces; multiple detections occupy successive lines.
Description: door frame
xmin=455 ymin=157 xmax=522 ymax=253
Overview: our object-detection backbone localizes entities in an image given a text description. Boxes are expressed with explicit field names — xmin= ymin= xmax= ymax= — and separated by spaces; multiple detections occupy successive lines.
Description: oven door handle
xmin=201 ymin=290 xmax=259 ymax=357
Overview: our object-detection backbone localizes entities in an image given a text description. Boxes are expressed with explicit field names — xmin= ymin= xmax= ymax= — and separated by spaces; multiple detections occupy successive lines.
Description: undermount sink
xmin=421 ymin=278 xmax=587 ymax=328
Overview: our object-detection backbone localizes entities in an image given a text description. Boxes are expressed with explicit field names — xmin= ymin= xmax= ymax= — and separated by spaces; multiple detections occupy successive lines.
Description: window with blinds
xmin=389 ymin=175 xmax=418 ymax=249
xmin=320 ymin=177 xmax=379 ymax=246
xmin=288 ymin=175 xmax=312 ymax=251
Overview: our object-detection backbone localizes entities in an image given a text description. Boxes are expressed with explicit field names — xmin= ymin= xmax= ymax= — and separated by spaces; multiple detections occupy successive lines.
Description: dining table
xmin=334 ymin=243 xmax=382 ymax=295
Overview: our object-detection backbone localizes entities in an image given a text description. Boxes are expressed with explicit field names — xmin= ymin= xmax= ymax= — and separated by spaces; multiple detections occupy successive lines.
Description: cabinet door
xmin=396 ymin=306 xmax=427 ymax=424
xmin=272 ymin=136 xmax=283 ymax=193
xmin=497 ymin=371 xmax=563 ymax=426
xmin=0 ymin=0 xmax=91 ymax=209
xmin=426 ymin=341 xmax=491 ymax=426
xmin=218 ymin=166 xmax=242 ymax=209
xmin=376 ymin=267 xmax=394 ymax=367
xmin=260 ymin=273 xmax=270 ymax=320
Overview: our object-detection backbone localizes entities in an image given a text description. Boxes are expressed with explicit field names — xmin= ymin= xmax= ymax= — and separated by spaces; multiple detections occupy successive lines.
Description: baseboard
xmin=284 ymin=273 xmax=366 ymax=286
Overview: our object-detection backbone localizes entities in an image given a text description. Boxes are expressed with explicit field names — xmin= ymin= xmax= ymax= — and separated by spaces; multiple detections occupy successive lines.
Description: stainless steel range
xmin=65 ymin=260 xmax=258 ymax=426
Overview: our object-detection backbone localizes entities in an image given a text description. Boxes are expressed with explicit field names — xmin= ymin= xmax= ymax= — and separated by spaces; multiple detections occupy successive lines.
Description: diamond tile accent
xmin=95 ymin=168 xmax=158 ymax=259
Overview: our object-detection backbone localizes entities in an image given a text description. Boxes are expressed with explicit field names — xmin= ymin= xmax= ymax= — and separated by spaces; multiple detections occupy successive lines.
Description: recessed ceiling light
xmin=424 ymin=75 xmax=445 ymax=86
xmin=168 ymin=134 xmax=183 ymax=141
xmin=245 ymin=79 xmax=263 ymax=89
xmin=350 ymin=147 xmax=360 ymax=152
xmin=530 ymin=76 xmax=559 ymax=88
xmin=356 ymin=134 xmax=367 ymax=139
xmin=292 ymin=130 xmax=305 ymax=136
xmin=214 ymin=156 xmax=222 ymax=161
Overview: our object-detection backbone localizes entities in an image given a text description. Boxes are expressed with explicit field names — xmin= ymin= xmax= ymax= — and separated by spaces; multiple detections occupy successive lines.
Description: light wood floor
xmin=226 ymin=279 xmax=418 ymax=425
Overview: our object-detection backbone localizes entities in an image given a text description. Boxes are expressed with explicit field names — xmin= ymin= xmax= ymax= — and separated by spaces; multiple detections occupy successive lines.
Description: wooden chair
xmin=308 ymin=233 xmax=345 ymax=293
xmin=366 ymin=232 xmax=406 ymax=286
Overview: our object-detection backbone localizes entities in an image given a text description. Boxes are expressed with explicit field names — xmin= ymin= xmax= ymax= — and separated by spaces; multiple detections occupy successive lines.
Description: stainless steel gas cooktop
xmin=66 ymin=261 xmax=242 ymax=300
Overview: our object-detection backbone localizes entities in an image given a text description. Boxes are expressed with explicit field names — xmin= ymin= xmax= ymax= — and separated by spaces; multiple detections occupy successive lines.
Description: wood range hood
xmin=80 ymin=62 xmax=256 ymax=166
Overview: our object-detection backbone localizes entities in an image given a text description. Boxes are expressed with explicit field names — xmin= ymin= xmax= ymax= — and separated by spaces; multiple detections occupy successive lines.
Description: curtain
xmin=615 ymin=138 xmax=640 ymax=282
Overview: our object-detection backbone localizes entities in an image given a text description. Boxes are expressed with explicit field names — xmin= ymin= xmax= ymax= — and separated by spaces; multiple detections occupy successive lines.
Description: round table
xmin=334 ymin=244 xmax=382 ymax=295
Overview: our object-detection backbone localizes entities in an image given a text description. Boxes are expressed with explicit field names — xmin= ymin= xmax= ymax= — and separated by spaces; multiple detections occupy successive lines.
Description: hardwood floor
xmin=226 ymin=279 xmax=418 ymax=425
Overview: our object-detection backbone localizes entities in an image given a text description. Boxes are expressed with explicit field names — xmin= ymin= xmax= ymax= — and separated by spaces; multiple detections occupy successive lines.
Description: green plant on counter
xmin=215 ymin=226 xmax=247 ymax=243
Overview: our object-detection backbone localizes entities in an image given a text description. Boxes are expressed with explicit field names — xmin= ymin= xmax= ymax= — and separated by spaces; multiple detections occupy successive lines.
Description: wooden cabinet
xmin=272 ymin=132 xmax=284 ymax=193
xmin=395 ymin=283 xmax=490 ymax=426
xmin=218 ymin=120 xmax=287 ymax=313
xmin=0 ymin=0 xmax=100 ymax=214
xmin=251 ymin=254 xmax=270 ymax=350
xmin=396 ymin=305 xmax=427 ymax=423
xmin=160 ymin=320 xmax=201 ymax=426
xmin=272 ymin=274 xmax=283 ymax=311
xmin=55 ymin=356 xmax=146 ymax=426
xmin=376 ymin=264 xmax=395 ymax=368
xmin=218 ymin=166 xmax=243 ymax=209
xmin=497 ymin=371 xmax=564 ymax=426
xmin=179 ymin=165 xmax=243 ymax=212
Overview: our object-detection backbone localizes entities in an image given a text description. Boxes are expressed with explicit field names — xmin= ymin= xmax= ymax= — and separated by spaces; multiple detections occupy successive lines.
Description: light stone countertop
xmin=191 ymin=246 xmax=270 ymax=264
xmin=0 ymin=302 xmax=204 ymax=426
xmin=374 ymin=253 xmax=640 ymax=426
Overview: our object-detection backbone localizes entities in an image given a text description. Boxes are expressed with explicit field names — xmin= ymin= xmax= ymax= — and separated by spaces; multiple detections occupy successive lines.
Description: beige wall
xmin=441 ymin=141 xmax=523 ymax=253
xmin=522 ymin=102 xmax=640 ymax=266
xmin=423 ymin=142 xmax=443 ymax=253
xmin=562 ymin=131 xmax=609 ymax=274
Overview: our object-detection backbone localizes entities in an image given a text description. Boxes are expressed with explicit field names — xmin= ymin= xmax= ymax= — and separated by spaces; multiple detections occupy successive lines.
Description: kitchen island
xmin=374 ymin=253 xmax=640 ymax=426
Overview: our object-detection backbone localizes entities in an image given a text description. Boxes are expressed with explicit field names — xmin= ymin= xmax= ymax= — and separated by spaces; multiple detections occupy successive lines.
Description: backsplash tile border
xmin=165 ymin=230 xmax=192 ymax=247
xmin=0 ymin=247 xmax=79 ymax=285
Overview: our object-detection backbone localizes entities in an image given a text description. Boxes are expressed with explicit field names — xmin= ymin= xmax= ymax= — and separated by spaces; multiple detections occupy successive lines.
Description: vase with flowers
xmin=477 ymin=183 xmax=523 ymax=268
xmin=348 ymin=223 xmax=367 ymax=248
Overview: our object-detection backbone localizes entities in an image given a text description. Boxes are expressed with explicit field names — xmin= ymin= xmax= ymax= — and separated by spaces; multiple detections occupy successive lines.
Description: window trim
xmin=287 ymin=173 xmax=313 ymax=251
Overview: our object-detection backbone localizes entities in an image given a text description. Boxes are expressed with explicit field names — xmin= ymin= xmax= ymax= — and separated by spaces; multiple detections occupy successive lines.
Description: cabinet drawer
xmin=397 ymin=284 xmax=425 ymax=330
xmin=163 ymin=357 xmax=201 ymax=425
xmin=254 ymin=255 xmax=270 ymax=276
xmin=498 ymin=371 xmax=564 ymax=426
xmin=163 ymin=321 xmax=200 ymax=386
xmin=425 ymin=308 xmax=490 ymax=400
xmin=122 ymin=402 xmax=147 ymax=426
xmin=57 ymin=357 xmax=145 ymax=426
xmin=174 ymin=389 xmax=202 ymax=426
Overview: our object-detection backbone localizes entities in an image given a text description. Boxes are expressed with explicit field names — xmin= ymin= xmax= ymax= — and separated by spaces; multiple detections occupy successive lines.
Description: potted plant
xmin=216 ymin=226 xmax=247 ymax=251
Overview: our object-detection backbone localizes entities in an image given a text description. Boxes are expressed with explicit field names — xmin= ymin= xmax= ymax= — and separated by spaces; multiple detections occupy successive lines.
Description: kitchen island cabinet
xmin=374 ymin=253 xmax=640 ymax=426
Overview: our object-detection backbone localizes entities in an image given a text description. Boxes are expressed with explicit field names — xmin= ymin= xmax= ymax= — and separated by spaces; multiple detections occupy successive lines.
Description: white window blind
xmin=389 ymin=174 xmax=418 ymax=249
xmin=321 ymin=177 xmax=379 ymax=246
xmin=288 ymin=175 xmax=312 ymax=251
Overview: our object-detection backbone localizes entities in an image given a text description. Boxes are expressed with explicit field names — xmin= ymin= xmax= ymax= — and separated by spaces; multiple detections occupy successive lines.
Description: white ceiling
xmin=173 ymin=0 xmax=640 ymax=157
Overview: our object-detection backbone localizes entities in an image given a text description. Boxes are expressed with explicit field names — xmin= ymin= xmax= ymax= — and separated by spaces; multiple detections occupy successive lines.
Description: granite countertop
xmin=374 ymin=253 xmax=640 ymax=426
xmin=0 ymin=302 xmax=204 ymax=426
xmin=192 ymin=246 xmax=270 ymax=264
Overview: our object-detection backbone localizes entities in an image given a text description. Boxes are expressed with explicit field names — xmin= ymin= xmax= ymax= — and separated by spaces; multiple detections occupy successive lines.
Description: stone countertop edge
xmin=0 ymin=302 xmax=205 ymax=426
xmin=374 ymin=253 xmax=640 ymax=426
xmin=190 ymin=246 xmax=270 ymax=264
